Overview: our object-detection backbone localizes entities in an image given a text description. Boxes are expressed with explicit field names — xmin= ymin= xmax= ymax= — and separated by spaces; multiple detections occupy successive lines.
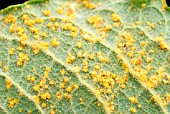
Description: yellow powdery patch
xmin=8 ymin=98 xmax=18 ymax=108
xmin=43 ymin=10 xmax=50 ymax=16
xmin=4 ymin=14 xmax=16 ymax=23
xmin=87 ymin=16 xmax=102 ymax=28
xmin=8 ymin=48 xmax=15 ymax=55
xmin=155 ymin=37 xmax=167 ymax=50
xmin=112 ymin=13 xmax=120 ymax=22
xmin=66 ymin=53 xmax=75 ymax=63
xmin=130 ymin=107 xmax=137 ymax=113
xmin=5 ymin=78 xmax=12 ymax=89
xmin=165 ymin=93 xmax=170 ymax=101
xmin=17 ymin=53 xmax=29 ymax=67
xmin=129 ymin=96 xmax=138 ymax=103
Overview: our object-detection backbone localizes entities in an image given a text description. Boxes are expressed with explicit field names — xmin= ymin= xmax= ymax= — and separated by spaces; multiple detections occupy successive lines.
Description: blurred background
xmin=0 ymin=0 xmax=27 ymax=10
xmin=167 ymin=0 xmax=170 ymax=6
xmin=0 ymin=0 xmax=169 ymax=10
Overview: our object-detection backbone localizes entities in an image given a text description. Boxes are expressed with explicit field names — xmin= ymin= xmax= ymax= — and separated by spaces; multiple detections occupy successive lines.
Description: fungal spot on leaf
xmin=130 ymin=107 xmax=137 ymax=113
xmin=5 ymin=78 xmax=12 ymax=89
xmin=129 ymin=96 xmax=138 ymax=103
xmin=112 ymin=13 xmax=120 ymax=22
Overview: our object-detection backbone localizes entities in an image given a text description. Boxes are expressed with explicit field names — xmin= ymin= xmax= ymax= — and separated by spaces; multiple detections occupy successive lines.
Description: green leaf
xmin=0 ymin=0 xmax=170 ymax=114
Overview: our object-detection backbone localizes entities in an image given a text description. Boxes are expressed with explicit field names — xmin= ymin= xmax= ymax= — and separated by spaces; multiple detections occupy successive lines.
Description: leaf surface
xmin=0 ymin=0 xmax=170 ymax=114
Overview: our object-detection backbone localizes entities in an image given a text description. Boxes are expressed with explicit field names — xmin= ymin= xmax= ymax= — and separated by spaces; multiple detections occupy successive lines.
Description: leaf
xmin=0 ymin=0 xmax=170 ymax=114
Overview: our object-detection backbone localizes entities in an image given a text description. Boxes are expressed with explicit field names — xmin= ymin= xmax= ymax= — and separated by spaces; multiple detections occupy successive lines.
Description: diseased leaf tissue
xmin=0 ymin=0 xmax=170 ymax=114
